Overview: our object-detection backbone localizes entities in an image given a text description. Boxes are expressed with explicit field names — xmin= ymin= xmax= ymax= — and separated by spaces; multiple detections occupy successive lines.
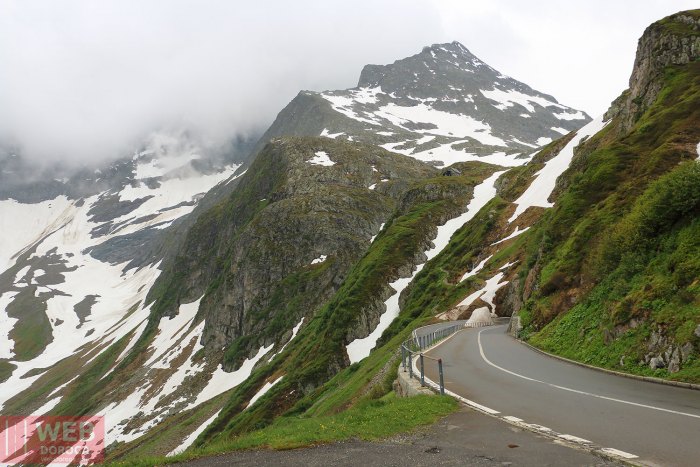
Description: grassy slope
xmin=110 ymin=395 xmax=457 ymax=466
xmin=519 ymin=61 xmax=700 ymax=382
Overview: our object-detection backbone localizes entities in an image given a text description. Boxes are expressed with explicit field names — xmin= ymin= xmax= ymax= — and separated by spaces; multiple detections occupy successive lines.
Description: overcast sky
xmin=0 ymin=0 xmax=697 ymax=165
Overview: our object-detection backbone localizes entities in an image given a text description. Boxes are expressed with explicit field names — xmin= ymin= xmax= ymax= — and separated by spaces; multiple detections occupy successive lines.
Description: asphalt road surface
xmin=424 ymin=325 xmax=700 ymax=467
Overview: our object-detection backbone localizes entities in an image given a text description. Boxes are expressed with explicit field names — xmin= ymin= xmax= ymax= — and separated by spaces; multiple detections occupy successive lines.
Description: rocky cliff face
xmin=607 ymin=11 xmax=700 ymax=131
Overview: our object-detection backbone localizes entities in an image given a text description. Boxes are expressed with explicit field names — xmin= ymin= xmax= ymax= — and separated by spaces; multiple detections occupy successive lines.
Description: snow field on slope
xmin=115 ymin=165 xmax=242 ymax=235
xmin=0 ymin=155 xmax=242 ymax=436
xmin=373 ymin=103 xmax=507 ymax=146
xmin=508 ymin=115 xmax=607 ymax=223
xmin=0 ymin=196 xmax=73 ymax=271
xmin=0 ymin=292 xmax=18 ymax=358
xmin=346 ymin=170 xmax=506 ymax=363
xmin=99 ymin=293 xmax=279 ymax=444
xmin=0 ymin=261 xmax=160 ymax=411
xmin=479 ymin=88 xmax=566 ymax=113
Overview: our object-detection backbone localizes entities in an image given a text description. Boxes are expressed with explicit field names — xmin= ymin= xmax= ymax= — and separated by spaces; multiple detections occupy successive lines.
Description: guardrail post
xmin=408 ymin=352 xmax=413 ymax=378
xmin=420 ymin=354 xmax=425 ymax=387
xmin=438 ymin=358 xmax=445 ymax=395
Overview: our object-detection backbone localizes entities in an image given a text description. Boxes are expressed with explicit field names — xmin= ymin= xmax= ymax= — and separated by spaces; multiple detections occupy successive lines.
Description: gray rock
xmin=668 ymin=347 xmax=681 ymax=373
xmin=694 ymin=324 xmax=700 ymax=338
xmin=681 ymin=342 xmax=694 ymax=364
xmin=649 ymin=357 xmax=665 ymax=370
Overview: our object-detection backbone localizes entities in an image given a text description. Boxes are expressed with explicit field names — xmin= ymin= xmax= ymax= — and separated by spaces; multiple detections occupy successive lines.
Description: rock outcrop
xmin=607 ymin=11 xmax=700 ymax=131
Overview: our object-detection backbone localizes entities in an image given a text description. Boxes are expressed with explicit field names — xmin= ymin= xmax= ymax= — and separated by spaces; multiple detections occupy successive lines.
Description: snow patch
xmin=0 ymin=292 xmax=19 ymax=358
xmin=134 ymin=152 xmax=199 ymax=180
xmin=167 ymin=409 xmax=222 ymax=457
xmin=35 ymin=396 xmax=62 ymax=415
xmin=491 ymin=226 xmax=530 ymax=245
xmin=311 ymin=255 xmax=327 ymax=265
xmin=460 ymin=255 xmax=492 ymax=282
xmin=307 ymin=151 xmax=336 ymax=167
xmin=192 ymin=343 xmax=273 ymax=408
xmin=268 ymin=317 xmax=304 ymax=362
xmin=320 ymin=128 xmax=344 ymax=139
xmin=370 ymin=223 xmax=385 ymax=243
xmin=246 ymin=375 xmax=284 ymax=409
xmin=510 ymin=138 xmax=538 ymax=149
xmin=145 ymin=297 xmax=203 ymax=368
xmin=553 ymin=110 xmax=587 ymax=120
xmin=457 ymin=272 xmax=508 ymax=313
xmin=480 ymin=88 xmax=565 ymax=113
xmin=374 ymin=103 xmax=507 ymax=146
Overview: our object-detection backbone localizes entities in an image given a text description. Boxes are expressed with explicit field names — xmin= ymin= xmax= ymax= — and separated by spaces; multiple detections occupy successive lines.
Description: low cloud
xmin=2 ymin=1 xmax=695 ymax=167
xmin=0 ymin=0 xmax=442 ymax=165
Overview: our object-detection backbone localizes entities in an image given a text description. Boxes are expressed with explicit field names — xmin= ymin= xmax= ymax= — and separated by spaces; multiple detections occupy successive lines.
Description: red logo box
xmin=0 ymin=415 xmax=105 ymax=465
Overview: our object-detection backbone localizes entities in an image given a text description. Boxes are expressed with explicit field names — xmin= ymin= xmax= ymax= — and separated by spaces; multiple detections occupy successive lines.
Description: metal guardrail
xmin=400 ymin=323 xmax=462 ymax=395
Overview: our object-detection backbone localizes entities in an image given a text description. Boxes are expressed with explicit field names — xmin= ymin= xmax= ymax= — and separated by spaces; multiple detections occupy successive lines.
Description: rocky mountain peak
xmin=357 ymin=41 xmax=483 ymax=89
xmin=255 ymin=42 xmax=591 ymax=169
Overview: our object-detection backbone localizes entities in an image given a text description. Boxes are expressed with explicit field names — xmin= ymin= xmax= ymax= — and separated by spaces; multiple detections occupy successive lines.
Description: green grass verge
xmin=109 ymin=394 xmax=457 ymax=466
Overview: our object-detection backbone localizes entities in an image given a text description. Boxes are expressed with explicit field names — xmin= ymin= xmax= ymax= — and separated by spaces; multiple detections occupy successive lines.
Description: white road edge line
xmin=600 ymin=447 xmax=640 ymax=459
xmin=477 ymin=328 xmax=700 ymax=420
xmin=559 ymin=434 xmax=592 ymax=444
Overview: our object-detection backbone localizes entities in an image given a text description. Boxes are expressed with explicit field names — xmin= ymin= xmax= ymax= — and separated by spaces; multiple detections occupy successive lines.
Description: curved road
xmin=424 ymin=324 xmax=700 ymax=467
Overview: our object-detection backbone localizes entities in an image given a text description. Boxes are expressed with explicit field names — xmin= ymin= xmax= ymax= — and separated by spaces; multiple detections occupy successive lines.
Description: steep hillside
xmin=101 ymin=137 xmax=504 ymax=459
xmin=253 ymin=41 xmax=590 ymax=167
xmin=517 ymin=10 xmax=700 ymax=381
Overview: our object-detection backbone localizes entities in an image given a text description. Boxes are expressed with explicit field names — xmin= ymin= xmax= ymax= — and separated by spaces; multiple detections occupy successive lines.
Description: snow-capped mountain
xmin=255 ymin=41 xmax=590 ymax=167
xmin=0 ymin=136 xmax=249 ymax=445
